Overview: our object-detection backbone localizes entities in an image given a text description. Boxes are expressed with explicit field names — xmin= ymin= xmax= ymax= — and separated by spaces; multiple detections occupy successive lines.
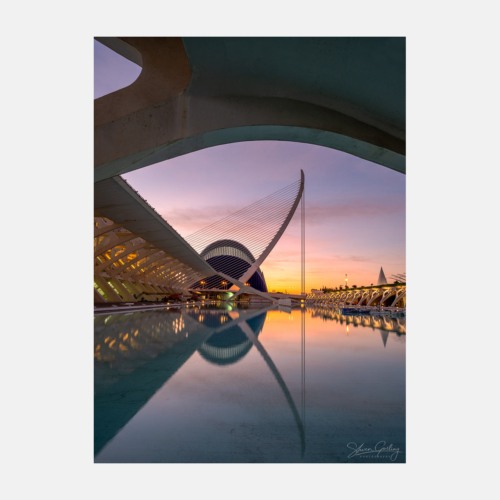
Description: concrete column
xmin=94 ymin=287 xmax=106 ymax=303
xmin=132 ymin=281 xmax=151 ymax=299
xmin=94 ymin=275 xmax=123 ymax=302
xmin=140 ymin=282 xmax=157 ymax=299
xmin=122 ymin=279 xmax=142 ymax=300
xmin=149 ymin=283 xmax=163 ymax=294
xmin=109 ymin=278 xmax=135 ymax=301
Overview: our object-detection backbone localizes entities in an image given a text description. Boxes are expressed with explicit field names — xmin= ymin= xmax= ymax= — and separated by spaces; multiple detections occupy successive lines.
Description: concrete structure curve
xmin=95 ymin=37 xmax=406 ymax=182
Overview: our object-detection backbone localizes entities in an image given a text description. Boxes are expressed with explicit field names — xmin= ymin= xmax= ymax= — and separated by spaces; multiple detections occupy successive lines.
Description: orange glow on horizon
xmin=121 ymin=142 xmax=405 ymax=293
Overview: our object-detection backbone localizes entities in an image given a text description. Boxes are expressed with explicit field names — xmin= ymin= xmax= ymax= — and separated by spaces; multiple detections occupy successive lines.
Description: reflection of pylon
xmin=380 ymin=330 xmax=389 ymax=348
xmin=241 ymin=318 xmax=306 ymax=457
xmin=301 ymin=307 xmax=306 ymax=444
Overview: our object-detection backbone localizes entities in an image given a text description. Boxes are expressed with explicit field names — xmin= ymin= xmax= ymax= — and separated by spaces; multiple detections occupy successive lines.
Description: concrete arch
xmin=380 ymin=289 xmax=399 ymax=306
xmin=94 ymin=221 xmax=125 ymax=238
xmin=162 ymin=268 xmax=188 ymax=285
xmin=340 ymin=293 xmax=353 ymax=306
xmin=120 ymin=251 xmax=166 ymax=278
xmin=336 ymin=293 xmax=347 ymax=305
xmin=150 ymin=262 xmax=186 ymax=281
xmin=177 ymin=273 xmax=195 ymax=287
xmin=364 ymin=291 xmax=380 ymax=305
xmin=126 ymin=255 xmax=176 ymax=280
xmin=357 ymin=294 xmax=368 ymax=306
xmin=95 ymin=37 xmax=405 ymax=182
xmin=151 ymin=269 xmax=185 ymax=287
xmin=366 ymin=290 xmax=385 ymax=307
xmin=115 ymin=248 xmax=163 ymax=276
xmin=339 ymin=294 xmax=348 ymax=305
xmin=94 ymin=231 xmax=144 ymax=259
xmin=95 ymin=240 xmax=152 ymax=274
xmin=348 ymin=292 xmax=362 ymax=305
xmin=357 ymin=291 xmax=370 ymax=305
xmin=392 ymin=290 xmax=406 ymax=307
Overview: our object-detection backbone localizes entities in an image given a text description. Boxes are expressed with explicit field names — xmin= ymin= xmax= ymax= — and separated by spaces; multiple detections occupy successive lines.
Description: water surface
xmin=94 ymin=304 xmax=405 ymax=462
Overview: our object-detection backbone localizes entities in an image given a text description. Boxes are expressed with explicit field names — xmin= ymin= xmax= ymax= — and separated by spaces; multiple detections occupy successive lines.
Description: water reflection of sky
xmin=95 ymin=306 xmax=405 ymax=463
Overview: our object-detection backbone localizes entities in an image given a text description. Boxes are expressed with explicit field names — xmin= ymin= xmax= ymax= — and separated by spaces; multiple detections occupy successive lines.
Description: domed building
xmin=190 ymin=239 xmax=268 ymax=292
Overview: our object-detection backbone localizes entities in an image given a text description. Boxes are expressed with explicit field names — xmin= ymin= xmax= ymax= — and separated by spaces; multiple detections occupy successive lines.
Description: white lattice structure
xmin=305 ymin=284 xmax=406 ymax=310
xmin=187 ymin=171 xmax=304 ymax=291
xmin=94 ymin=176 xmax=216 ymax=302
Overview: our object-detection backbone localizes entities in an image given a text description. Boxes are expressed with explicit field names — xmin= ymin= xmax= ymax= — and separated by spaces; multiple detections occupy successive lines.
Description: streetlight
xmin=345 ymin=274 xmax=348 ymax=289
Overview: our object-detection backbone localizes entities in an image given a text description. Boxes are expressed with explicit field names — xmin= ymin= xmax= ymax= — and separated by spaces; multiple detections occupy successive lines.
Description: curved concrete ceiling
xmin=94 ymin=37 xmax=405 ymax=182
xmin=183 ymin=37 xmax=405 ymax=140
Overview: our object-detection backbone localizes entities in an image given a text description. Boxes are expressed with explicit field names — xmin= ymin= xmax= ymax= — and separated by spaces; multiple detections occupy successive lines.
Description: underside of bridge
xmin=94 ymin=37 xmax=405 ymax=183
xmin=94 ymin=176 xmax=215 ymax=302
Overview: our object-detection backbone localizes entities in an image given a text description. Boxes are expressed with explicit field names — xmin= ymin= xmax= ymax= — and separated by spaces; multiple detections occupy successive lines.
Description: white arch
xmin=391 ymin=290 xmax=406 ymax=307
xmin=366 ymin=290 xmax=385 ymax=307
xmin=237 ymin=171 xmax=304 ymax=285
xmin=379 ymin=288 xmax=398 ymax=306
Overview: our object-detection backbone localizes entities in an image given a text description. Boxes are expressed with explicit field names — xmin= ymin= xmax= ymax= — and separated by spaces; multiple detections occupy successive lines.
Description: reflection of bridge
xmin=95 ymin=305 xmax=305 ymax=457
xmin=308 ymin=306 xmax=406 ymax=335
xmin=308 ymin=305 xmax=405 ymax=349
xmin=306 ymin=284 xmax=406 ymax=309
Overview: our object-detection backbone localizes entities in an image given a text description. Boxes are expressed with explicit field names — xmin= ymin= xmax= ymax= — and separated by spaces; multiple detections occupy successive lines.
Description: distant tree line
xmin=321 ymin=285 xmax=358 ymax=293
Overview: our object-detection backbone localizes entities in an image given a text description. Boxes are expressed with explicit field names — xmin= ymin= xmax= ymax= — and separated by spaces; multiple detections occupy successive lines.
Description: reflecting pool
xmin=94 ymin=304 xmax=405 ymax=463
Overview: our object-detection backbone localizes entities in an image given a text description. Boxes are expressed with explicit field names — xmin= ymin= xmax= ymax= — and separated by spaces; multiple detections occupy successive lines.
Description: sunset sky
xmin=95 ymin=40 xmax=405 ymax=292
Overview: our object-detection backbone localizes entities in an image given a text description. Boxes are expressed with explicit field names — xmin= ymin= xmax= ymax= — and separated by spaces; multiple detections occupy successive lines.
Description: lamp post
xmin=345 ymin=274 xmax=348 ymax=290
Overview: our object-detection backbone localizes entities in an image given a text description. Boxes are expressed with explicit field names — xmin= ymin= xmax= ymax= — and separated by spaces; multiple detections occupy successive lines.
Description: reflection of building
xmin=95 ymin=305 xmax=306 ymax=458
xmin=196 ymin=312 xmax=266 ymax=365
xmin=191 ymin=240 xmax=268 ymax=292
xmin=308 ymin=306 xmax=405 ymax=349
xmin=309 ymin=307 xmax=406 ymax=335
xmin=95 ymin=305 xmax=272 ymax=455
